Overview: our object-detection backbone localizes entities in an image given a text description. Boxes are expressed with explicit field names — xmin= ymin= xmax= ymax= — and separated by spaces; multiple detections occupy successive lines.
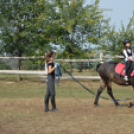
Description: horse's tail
xmin=96 ymin=63 xmax=102 ymax=72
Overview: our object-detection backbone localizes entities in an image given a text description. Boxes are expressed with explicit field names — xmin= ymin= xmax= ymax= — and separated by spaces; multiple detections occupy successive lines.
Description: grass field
xmin=1 ymin=75 xmax=134 ymax=134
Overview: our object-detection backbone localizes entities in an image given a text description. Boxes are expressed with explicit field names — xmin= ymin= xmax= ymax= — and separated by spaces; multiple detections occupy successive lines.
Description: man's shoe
xmin=51 ymin=108 xmax=58 ymax=112
xmin=44 ymin=108 xmax=50 ymax=112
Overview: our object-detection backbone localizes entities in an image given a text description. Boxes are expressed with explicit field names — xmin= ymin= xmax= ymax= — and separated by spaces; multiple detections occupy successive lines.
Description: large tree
xmin=0 ymin=0 xmax=53 ymax=80
xmin=0 ymin=0 xmax=112 ymax=75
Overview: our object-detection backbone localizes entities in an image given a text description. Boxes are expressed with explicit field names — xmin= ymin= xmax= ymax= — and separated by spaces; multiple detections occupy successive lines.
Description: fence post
xmin=45 ymin=53 xmax=48 ymax=74
xmin=45 ymin=61 xmax=48 ymax=73
xmin=100 ymin=51 xmax=104 ymax=63
xmin=18 ymin=59 xmax=21 ymax=81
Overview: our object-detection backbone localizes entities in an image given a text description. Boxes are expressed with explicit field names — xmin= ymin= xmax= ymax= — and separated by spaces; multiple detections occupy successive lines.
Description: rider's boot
xmin=124 ymin=75 xmax=128 ymax=81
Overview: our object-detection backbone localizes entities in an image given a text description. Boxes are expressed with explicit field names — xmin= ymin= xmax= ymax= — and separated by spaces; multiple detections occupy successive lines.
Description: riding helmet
xmin=123 ymin=38 xmax=131 ymax=45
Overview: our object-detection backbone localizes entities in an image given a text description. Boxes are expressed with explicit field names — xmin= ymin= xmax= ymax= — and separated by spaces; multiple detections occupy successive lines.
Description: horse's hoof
xmin=94 ymin=103 xmax=99 ymax=107
xmin=115 ymin=103 xmax=120 ymax=107
xmin=128 ymin=102 xmax=133 ymax=108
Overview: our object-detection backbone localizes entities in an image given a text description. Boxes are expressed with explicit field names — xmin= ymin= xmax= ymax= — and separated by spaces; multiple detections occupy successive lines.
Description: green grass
xmin=0 ymin=73 xmax=134 ymax=101
xmin=0 ymin=80 xmax=134 ymax=102
xmin=63 ymin=69 xmax=99 ymax=76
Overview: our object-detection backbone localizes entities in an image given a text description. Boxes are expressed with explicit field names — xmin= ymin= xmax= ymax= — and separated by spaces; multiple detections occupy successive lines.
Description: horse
xmin=94 ymin=61 xmax=134 ymax=107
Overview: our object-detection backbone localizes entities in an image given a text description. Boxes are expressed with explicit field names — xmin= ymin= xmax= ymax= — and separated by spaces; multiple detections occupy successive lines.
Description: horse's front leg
xmin=107 ymin=82 xmax=120 ymax=107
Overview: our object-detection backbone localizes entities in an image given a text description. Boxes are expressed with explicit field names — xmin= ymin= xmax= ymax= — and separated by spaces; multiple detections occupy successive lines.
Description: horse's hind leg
xmin=107 ymin=82 xmax=120 ymax=107
xmin=94 ymin=80 xmax=106 ymax=106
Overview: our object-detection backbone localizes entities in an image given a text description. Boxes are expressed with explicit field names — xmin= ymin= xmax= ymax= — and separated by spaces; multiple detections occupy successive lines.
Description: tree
xmin=0 ymin=0 xmax=53 ymax=80
xmin=52 ymin=0 xmax=110 ymax=73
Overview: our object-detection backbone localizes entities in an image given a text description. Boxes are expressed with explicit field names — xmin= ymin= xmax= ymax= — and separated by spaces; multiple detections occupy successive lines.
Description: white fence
xmin=0 ymin=52 xmax=124 ymax=81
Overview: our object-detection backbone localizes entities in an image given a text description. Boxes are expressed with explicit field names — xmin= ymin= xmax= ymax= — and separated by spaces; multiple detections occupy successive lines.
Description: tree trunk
xmin=69 ymin=62 xmax=72 ymax=75
xmin=18 ymin=59 xmax=21 ymax=81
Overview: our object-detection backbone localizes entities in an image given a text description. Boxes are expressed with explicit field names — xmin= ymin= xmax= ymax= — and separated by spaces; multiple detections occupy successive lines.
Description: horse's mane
xmin=108 ymin=61 xmax=118 ymax=65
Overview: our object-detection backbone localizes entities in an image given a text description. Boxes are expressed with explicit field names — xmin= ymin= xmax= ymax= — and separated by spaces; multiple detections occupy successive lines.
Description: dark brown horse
xmin=94 ymin=61 xmax=134 ymax=107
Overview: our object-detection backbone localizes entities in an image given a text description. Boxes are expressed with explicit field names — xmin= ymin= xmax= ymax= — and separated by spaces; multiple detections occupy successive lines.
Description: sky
xmin=85 ymin=0 xmax=134 ymax=30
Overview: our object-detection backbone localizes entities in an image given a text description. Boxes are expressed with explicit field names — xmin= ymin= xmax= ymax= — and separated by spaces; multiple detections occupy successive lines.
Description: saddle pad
xmin=115 ymin=63 xmax=134 ymax=76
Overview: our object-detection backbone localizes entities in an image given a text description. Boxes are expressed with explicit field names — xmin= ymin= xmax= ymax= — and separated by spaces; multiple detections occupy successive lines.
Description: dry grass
xmin=1 ymin=98 xmax=134 ymax=134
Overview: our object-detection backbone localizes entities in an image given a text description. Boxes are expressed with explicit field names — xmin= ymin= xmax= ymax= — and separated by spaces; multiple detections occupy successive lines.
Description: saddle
xmin=115 ymin=63 xmax=134 ymax=76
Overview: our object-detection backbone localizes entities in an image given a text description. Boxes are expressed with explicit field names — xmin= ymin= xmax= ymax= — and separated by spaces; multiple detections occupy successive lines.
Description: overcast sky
xmin=85 ymin=0 xmax=134 ymax=30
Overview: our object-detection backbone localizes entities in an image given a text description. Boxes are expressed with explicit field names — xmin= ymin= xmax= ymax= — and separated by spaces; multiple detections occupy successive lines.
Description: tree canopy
xmin=0 ymin=0 xmax=134 ymax=65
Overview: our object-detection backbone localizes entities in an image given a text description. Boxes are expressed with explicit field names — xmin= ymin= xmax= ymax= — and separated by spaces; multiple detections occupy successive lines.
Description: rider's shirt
xmin=123 ymin=48 xmax=133 ymax=62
